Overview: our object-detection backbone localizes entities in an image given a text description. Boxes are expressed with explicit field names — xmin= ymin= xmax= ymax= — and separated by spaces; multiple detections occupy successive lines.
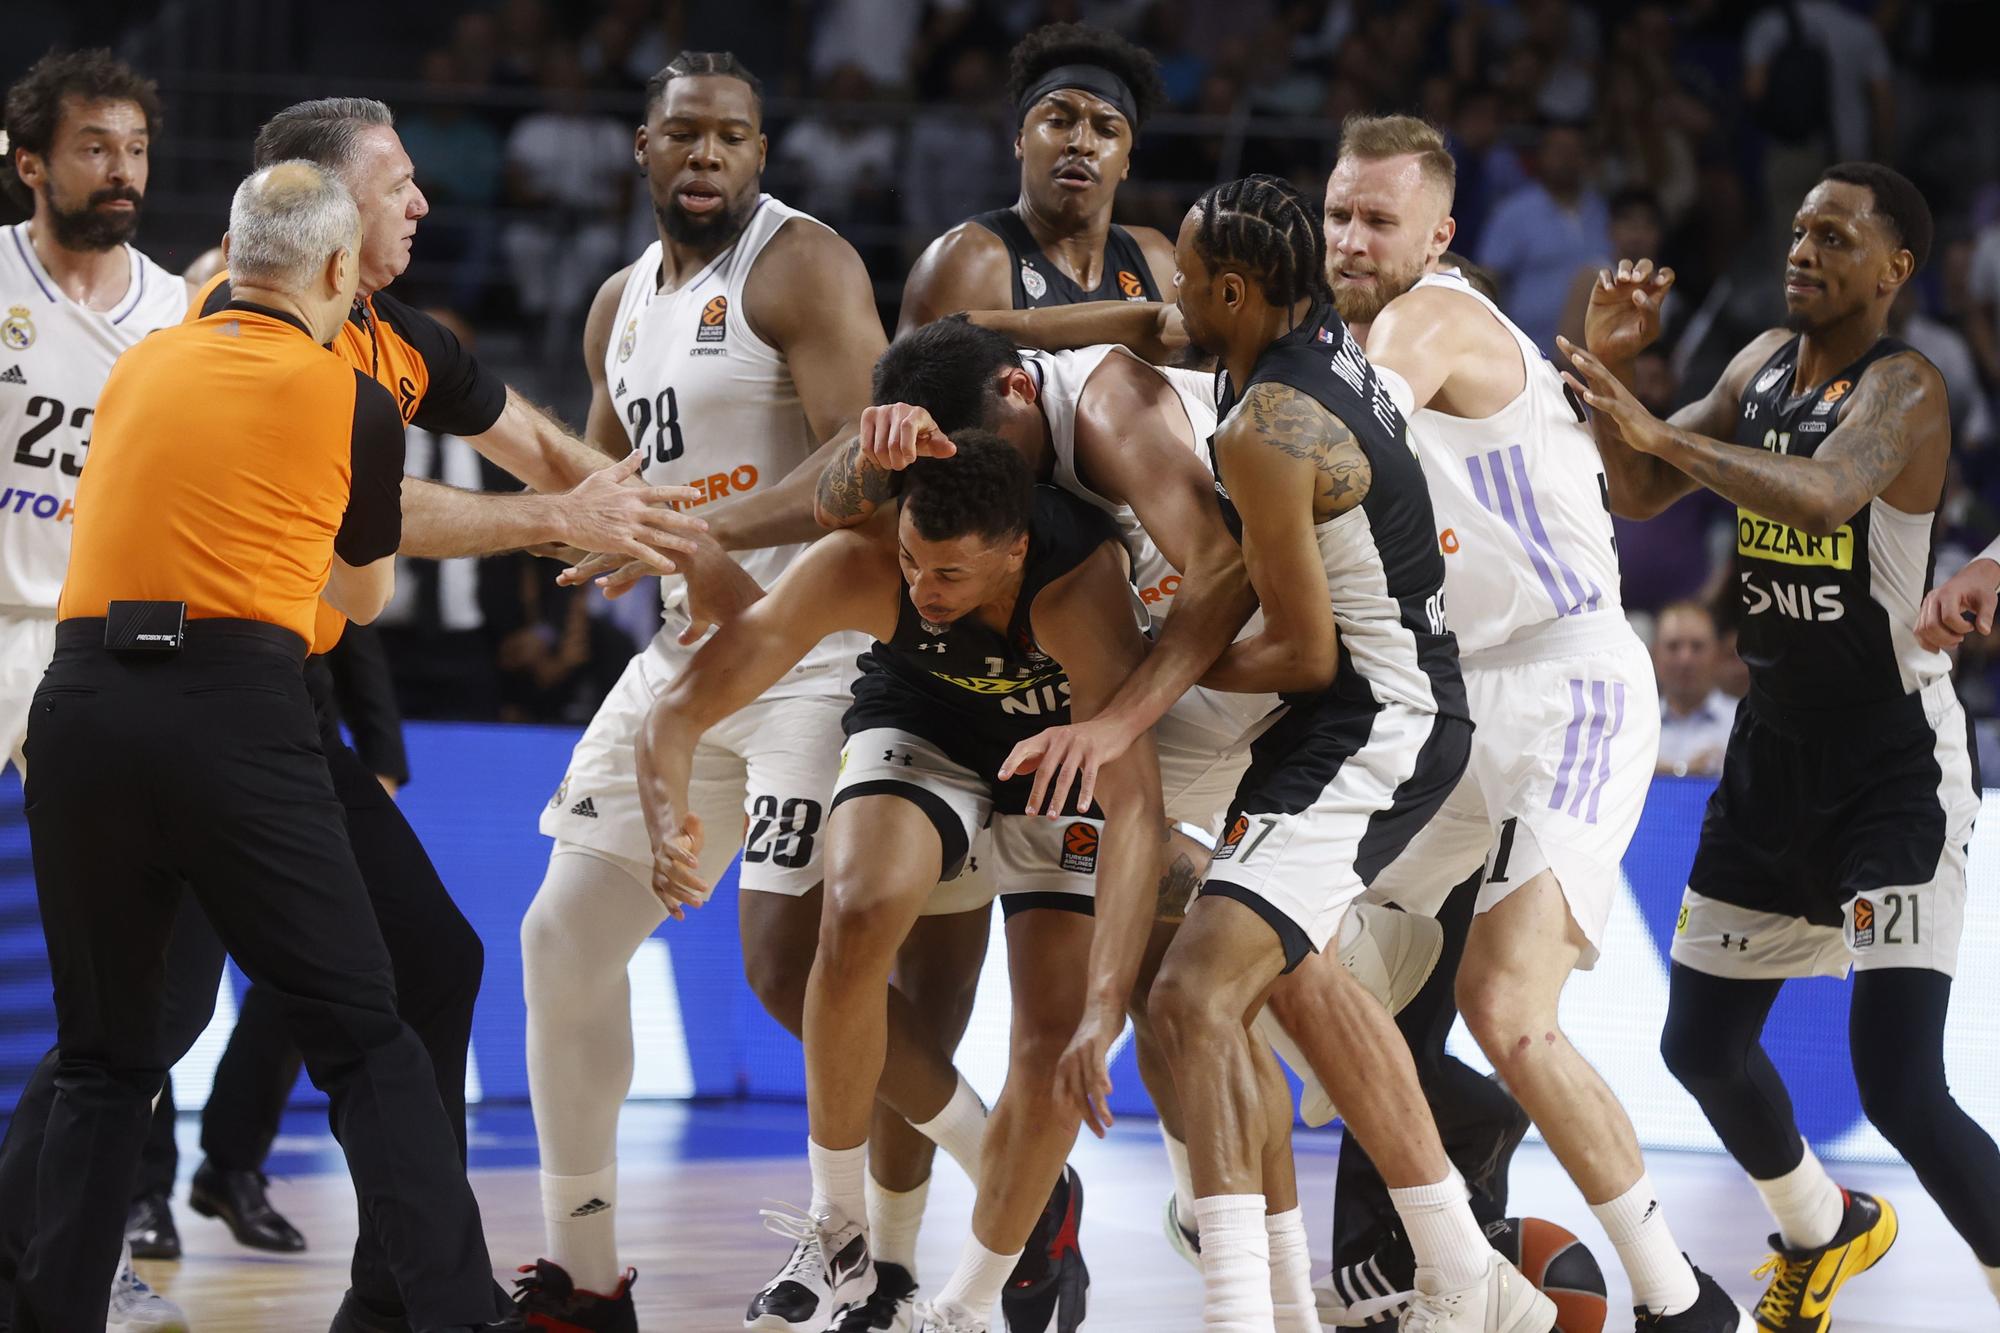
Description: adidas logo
xmin=614 ymin=377 xmax=626 ymax=397
xmin=570 ymin=797 xmax=599 ymax=818
xmin=569 ymin=1197 xmax=610 ymax=1218
xmin=0 ymin=365 xmax=22 ymax=385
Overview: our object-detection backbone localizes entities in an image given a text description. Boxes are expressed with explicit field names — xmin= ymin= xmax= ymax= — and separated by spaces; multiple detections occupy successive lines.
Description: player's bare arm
xmin=637 ymin=522 xmax=900 ymax=915
xmin=1002 ymin=356 xmax=1254 ymax=804
xmin=1365 ymin=284 xmax=1522 ymax=418
xmin=967 ymin=299 xmax=1188 ymax=365
xmin=1201 ymin=383 xmax=1356 ymax=695
xmin=1565 ymin=343 xmax=1945 ymax=538
xmin=1131 ymin=223 xmax=1180 ymax=300
xmin=897 ymin=223 xmax=1016 ymax=335
xmin=1028 ymin=543 xmax=1165 ymax=1137
xmin=814 ymin=401 xmax=958 ymax=529
xmin=689 ymin=218 xmax=890 ymax=552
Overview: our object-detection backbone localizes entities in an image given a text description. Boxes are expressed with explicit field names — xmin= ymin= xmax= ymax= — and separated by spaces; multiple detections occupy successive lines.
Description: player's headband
xmin=1017 ymin=65 xmax=1139 ymax=132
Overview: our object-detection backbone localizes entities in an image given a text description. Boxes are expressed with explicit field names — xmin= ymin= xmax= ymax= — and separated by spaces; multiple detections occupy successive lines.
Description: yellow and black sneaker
xmin=1750 ymin=1190 xmax=1898 ymax=1332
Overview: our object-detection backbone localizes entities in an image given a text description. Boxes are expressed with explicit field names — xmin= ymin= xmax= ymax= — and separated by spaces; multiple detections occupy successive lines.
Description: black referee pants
xmin=8 ymin=621 xmax=498 ymax=1332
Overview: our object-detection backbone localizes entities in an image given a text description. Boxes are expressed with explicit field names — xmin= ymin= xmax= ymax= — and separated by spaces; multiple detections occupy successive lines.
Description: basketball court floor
xmin=124 ymin=1099 xmax=1985 ymax=1331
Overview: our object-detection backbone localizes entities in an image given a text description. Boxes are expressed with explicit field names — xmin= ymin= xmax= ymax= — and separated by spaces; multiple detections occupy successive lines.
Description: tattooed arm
xmin=1201 ymin=382 xmax=1366 ymax=695
xmin=813 ymin=434 xmax=904 ymax=528
xmin=1564 ymin=347 xmax=1945 ymax=537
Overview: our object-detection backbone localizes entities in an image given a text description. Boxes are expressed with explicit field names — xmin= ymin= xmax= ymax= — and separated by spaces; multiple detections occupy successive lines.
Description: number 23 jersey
xmin=604 ymin=193 xmax=864 ymax=693
xmin=0 ymin=223 xmax=189 ymax=611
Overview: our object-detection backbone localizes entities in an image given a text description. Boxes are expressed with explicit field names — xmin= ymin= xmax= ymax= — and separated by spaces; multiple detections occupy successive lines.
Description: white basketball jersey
xmin=604 ymin=196 xmax=864 ymax=694
xmin=1398 ymin=269 xmax=1625 ymax=656
xmin=1026 ymin=344 xmax=1275 ymax=744
xmin=0 ymin=224 xmax=188 ymax=611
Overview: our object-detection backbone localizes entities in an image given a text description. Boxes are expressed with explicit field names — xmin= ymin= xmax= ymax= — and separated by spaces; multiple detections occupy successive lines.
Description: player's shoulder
xmin=915 ymin=219 xmax=1011 ymax=273
xmin=1720 ymin=327 xmax=1799 ymax=397
xmin=755 ymin=208 xmax=862 ymax=275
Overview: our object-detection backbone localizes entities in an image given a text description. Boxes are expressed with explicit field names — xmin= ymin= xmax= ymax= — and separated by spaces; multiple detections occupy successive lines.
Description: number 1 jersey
xmin=0 ymin=223 xmax=189 ymax=611
xmin=602 ymin=195 xmax=864 ymax=693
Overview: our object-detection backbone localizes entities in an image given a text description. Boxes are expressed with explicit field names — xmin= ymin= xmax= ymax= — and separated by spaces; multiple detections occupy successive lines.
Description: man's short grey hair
xmin=226 ymin=160 xmax=359 ymax=289
xmin=252 ymin=97 xmax=394 ymax=178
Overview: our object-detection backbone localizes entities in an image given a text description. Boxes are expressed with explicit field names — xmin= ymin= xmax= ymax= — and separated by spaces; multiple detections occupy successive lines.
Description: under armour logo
xmin=1743 ymin=403 xmax=1759 ymax=419
xmin=1718 ymin=932 xmax=1749 ymax=952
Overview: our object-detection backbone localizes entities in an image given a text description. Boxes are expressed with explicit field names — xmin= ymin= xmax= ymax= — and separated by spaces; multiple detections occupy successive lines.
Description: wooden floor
xmin=130 ymin=1102 xmax=1987 ymax=1332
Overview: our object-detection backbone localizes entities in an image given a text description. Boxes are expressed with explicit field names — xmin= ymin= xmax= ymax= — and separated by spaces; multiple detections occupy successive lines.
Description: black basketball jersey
xmin=1211 ymin=302 xmax=1467 ymax=721
xmin=969 ymin=208 xmax=1163 ymax=309
xmin=845 ymin=486 xmax=1126 ymax=811
xmin=1730 ymin=334 xmax=1947 ymax=719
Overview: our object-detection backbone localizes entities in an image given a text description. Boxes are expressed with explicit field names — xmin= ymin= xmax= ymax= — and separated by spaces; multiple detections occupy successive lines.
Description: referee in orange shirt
xmin=13 ymin=162 xmax=514 ymax=1332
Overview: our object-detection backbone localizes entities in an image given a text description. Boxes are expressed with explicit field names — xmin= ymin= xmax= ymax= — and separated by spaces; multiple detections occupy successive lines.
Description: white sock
xmin=808 ymin=1138 xmax=868 ymax=1227
xmin=1162 ymin=1126 xmax=1198 ymax=1223
xmin=1592 ymin=1174 xmax=1700 ymax=1316
xmin=539 ymin=1164 xmax=622 ymax=1293
xmin=1752 ymin=1141 xmax=1844 ymax=1249
xmin=1390 ymin=1169 xmax=1489 ymax=1290
xmin=1984 ymin=1262 xmax=2000 ymax=1302
xmin=1265 ymin=1206 xmax=1317 ymax=1333
xmin=1194 ymin=1194 xmax=1274 ymax=1331
xmin=934 ymin=1234 xmax=1022 ymax=1324
xmin=911 ymin=1074 xmax=988 ymax=1181
xmin=867 ymin=1173 xmax=929 ymax=1275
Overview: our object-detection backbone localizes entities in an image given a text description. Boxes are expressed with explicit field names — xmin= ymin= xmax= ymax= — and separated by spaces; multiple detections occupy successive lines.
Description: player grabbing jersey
xmin=1133 ymin=175 xmax=1552 ymax=1333
xmin=1569 ymin=162 xmax=2000 ymax=1329
xmin=637 ymin=438 xmax=1164 ymax=1333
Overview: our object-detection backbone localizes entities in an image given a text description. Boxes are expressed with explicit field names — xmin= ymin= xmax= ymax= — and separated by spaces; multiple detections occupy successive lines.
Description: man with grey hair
xmin=10 ymin=157 xmax=521 ymax=1333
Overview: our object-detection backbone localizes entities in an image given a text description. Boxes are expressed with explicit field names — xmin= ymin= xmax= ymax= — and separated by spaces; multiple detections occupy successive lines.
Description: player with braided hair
xmin=1124 ymin=177 xmax=1555 ymax=1332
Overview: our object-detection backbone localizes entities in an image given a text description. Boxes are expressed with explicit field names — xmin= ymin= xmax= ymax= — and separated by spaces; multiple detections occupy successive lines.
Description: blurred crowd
xmin=18 ymin=0 xmax=2000 ymax=775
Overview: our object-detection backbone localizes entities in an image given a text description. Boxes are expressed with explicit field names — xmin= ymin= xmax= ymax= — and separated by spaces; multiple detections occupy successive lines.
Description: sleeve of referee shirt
xmin=372 ymin=292 xmax=508 ymax=438
xmin=338 ymin=371 xmax=408 ymax=565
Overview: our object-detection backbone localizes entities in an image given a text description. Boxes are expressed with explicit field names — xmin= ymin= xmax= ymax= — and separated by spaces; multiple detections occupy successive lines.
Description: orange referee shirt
xmin=188 ymin=273 xmax=507 ymax=650
xmin=60 ymin=301 xmax=406 ymax=644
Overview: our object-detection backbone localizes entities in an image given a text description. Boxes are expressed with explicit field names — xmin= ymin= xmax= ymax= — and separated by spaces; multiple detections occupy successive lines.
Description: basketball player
xmin=821 ymin=315 xmax=1449 ymax=1309
xmin=898 ymin=22 xmax=1174 ymax=334
xmin=511 ymin=54 xmax=968 ymax=1333
xmin=637 ymin=435 xmax=1164 ymax=1333
xmin=0 ymin=47 xmax=200 ymax=1333
xmin=1566 ymin=163 xmax=2000 ymax=1327
xmin=1128 ymin=173 xmax=1549 ymax=1333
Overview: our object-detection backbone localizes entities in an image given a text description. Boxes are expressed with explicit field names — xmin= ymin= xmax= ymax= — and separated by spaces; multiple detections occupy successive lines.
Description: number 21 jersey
xmin=603 ymin=194 xmax=864 ymax=692
xmin=0 ymin=222 xmax=188 ymax=611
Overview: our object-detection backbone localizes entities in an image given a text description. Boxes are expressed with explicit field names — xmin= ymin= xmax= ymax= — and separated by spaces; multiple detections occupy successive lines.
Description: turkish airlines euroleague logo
xmin=1212 ymin=813 xmax=1250 ymax=861
xmin=697 ymin=295 xmax=727 ymax=343
xmin=1060 ymin=822 xmax=1099 ymax=874
xmin=1117 ymin=270 xmax=1146 ymax=299
xmin=1851 ymin=896 xmax=1876 ymax=948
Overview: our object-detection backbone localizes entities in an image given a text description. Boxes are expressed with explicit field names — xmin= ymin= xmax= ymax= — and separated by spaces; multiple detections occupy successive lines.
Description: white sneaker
xmin=744 ymin=1203 xmax=874 ymax=1331
xmin=909 ymin=1300 xmax=986 ymax=1333
xmin=1163 ymin=1196 xmax=1201 ymax=1270
xmin=108 ymin=1238 xmax=191 ymax=1332
xmin=1398 ymin=1253 xmax=1554 ymax=1333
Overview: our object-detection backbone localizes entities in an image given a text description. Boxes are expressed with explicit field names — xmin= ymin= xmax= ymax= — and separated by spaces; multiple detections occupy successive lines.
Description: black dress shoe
xmin=189 ymin=1158 xmax=307 ymax=1252
xmin=125 ymin=1192 xmax=183 ymax=1261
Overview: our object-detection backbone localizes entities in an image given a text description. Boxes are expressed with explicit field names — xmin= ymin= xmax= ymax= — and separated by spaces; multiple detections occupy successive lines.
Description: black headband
xmin=1017 ymin=64 xmax=1139 ymax=131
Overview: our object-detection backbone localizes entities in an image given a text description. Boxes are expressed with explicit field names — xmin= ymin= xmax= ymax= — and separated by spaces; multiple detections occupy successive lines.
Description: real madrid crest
xmin=1020 ymin=262 xmax=1047 ymax=301
xmin=618 ymin=316 xmax=638 ymax=363
xmin=1 ymin=306 xmax=34 ymax=352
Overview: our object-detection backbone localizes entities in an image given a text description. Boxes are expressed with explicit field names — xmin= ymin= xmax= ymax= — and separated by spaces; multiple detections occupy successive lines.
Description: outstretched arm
xmin=967 ymin=300 xmax=1189 ymax=366
xmin=1202 ymin=384 xmax=1351 ymax=695
xmin=1030 ymin=545 xmax=1166 ymax=1136
xmin=1564 ymin=345 xmax=1944 ymax=537
xmin=638 ymin=527 xmax=899 ymax=916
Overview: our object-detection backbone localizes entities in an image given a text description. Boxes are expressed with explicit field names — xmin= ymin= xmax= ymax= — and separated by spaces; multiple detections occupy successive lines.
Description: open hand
xmin=556 ymin=451 xmax=705 ymax=575
xmin=1559 ymin=339 xmax=1673 ymax=455
xmin=999 ymin=717 xmax=1134 ymax=817
xmin=1582 ymin=257 xmax=1675 ymax=364
xmin=1057 ymin=1003 xmax=1123 ymax=1138
xmin=650 ymin=811 xmax=709 ymax=920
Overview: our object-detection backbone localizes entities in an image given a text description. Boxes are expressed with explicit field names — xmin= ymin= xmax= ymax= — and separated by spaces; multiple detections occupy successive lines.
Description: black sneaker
xmin=1314 ymin=1222 xmax=1416 ymax=1327
xmin=1000 ymin=1166 xmax=1087 ymax=1333
xmin=832 ymin=1261 xmax=918 ymax=1332
xmin=511 ymin=1260 xmax=639 ymax=1332
xmin=1635 ymin=1262 xmax=1754 ymax=1331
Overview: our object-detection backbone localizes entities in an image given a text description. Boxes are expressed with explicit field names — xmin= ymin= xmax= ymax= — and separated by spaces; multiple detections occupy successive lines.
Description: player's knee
xmin=1853 ymin=1053 xmax=1939 ymax=1150
xmin=744 ymin=947 xmax=808 ymax=1034
xmin=816 ymin=894 xmax=905 ymax=982
xmin=1454 ymin=966 xmax=1540 ymax=1059
xmin=1658 ymin=1008 xmax=1729 ymax=1095
xmin=1148 ymin=958 xmax=1230 ymax=1056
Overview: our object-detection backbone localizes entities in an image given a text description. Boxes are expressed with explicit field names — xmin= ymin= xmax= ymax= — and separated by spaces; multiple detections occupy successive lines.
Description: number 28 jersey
xmin=0 ymin=223 xmax=189 ymax=611
xmin=604 ymin=194 xmax=865 ymax=693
